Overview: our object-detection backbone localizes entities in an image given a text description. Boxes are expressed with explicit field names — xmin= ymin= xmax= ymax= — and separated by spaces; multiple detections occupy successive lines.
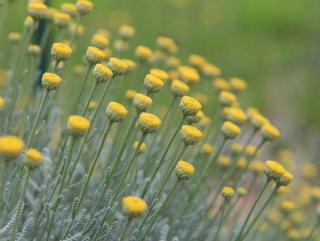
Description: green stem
xmin=212 ymin=202 xmax=226 ymax=241
xmin=119 ymin=217 xmax=132 ymax=241
xmin=81 ymin=80 xmax=98 ymax=116
xmin=305 ymin=221 xmax=319 ymax=241
xmin=70 ymin=13 xmax=81 ymax=46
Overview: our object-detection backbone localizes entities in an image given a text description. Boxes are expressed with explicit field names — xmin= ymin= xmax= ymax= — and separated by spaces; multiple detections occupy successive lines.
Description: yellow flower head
xmin=219 ymin=91 xmax=237 ymax=106
xmin=144 ymin=74 xmax=164 ymax=93
xmin=53 ymin=12 xmax=71 ymax=27
xmin=170 ymin=80 xmax=190 ymax=97
xmin=202 ymin=63 xmax=221 ymax=78
xmin=93 ymin=63 xmax=113 ymax=82
xmin=278 ymin=171 xmax=294 ymax=186
xmin=102 ymin=48 xmax=112 ymax=59
xmin=180 ymin=96 xmax=202 ymax=116
xmin=135 ymin=45 xmax=153 ymax=62
xmin=138 ymin=112 xmax=161 ymax=133
xmin=28 ymin=2 xmax=48 ymax=19
xmin=249 ymin=112 xmax=270 ymax=129
xmin=76 ymin=0 xmax=93 ymax=15
xmin=133 ymin=141 xmax=146 ymax=154
xmin=69 ymin=23 xmax=85 ymax=36
xmin=264 ymin=160 xmax=286 ymax=181
xmin=237 ymin=187 xmax=248 ymax=197
xmin=85 ymin=46 xmax=106 ymax=64
xmin=0 ymin=135 xmax=25 ymax=160
xmin=156 ymin=36 xmax=177 ymax=54
xmin=61 ymin=3 xmax=77 ymax=17
xmin=186 ymin=110 xmax=205 ymax=124
xmin=202 ymin=143 xmax=215 ymax=155
xmin=0 ymin=96 xmax=6 ymax=111
xmin=188 ymin=54 xmax=206 ymax=69
xmin=25 ymin=148 xmax=43 ymax=169
xmin=119 ymin=25 xmax=135 ymax=40
xmin=24 ymin=16 xmax=35 ymax=30
xmin=218 ymin=155 xmax=231 ymax=168
xmin=302 ymin=163 xmax=318 ymax=179
xmin=133 ymin=93 xmax=152 ymax=112
xmin=8 ymin=32 xmax=21 ymax=44
xmin=199 ymin=115 xmax=212 ymax=129
xmin=91 ymin=34 xmax=109 ymax=49
xmin=113 ymin=38 xmax=129 ymax=52
xmin=178 ymin=65 xmax=200 ymax=85
xmin=41 ymin=72 xmax=62 ymax=90
xmin=67 ymin=115 xmax=91 ymax=136
xmin=107 ymin=57 xmax=128 ymax=75
xmin=221 ymin=121 xmax=241 ymax=139
xmin=181 ymin=125 xmax=202 ymax=145
xmin=122 ymin=195 xmax=147 ymax=217
xmin=231 ymin=143 xmax=243 ymax=155
xmin=249 ymin=160 xmax=264 ymax=174
xmin=51 ymin=42 xmax=72 ymax=61
xmin=261 ymin=123 xmax=280 ymax=141
xmin=175 ymin=160 xmax=195 ymax=180
xmin=230 ymin=77 xmax=247 ymax=91
xmin=222 ymin=186 xmax=234 ymax=200
xmin=236 ymin=158 xmax=247 ymax=169
xmin=223 ymin=106 xmax=247 ymax=125
xmin=89 ymin=100 xmax=97 ymax=110
xmin=166 ymin=56 xmax=181 ymax=69
xmin=149 ymin=69 xmax=169 ymax=82
xmin=28 ymin=44 xmax=41 ymax=56
xmin=212 ymin=78 xmax=230 ymax=91
xmin=245 ymin=144 xmax=257 ymax=157
xmin=125 ymin=89 xmax=137 ymax=100
xmin=106 ymin=101 xmax=128 ymax=122
xmin=122 ymin=59 xmax=136 ymax=72
xmin=280 ymin=200 xmax=295 ymax=213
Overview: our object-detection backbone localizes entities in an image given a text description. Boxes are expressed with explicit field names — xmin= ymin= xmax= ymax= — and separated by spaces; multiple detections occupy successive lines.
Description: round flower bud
xmin=156 ymin=36 xmax=176 ymax=53
xmin=91 ymin=34 xmax=109 ymax=49
xmin=261 ymin=123 xmax=280 ymax=141
xmin=186 ymin=110 xmax=204 ymax=124
xmin=202 ymin=143 xmax=215 ymax=155
xmin=92 ymin=63 xmax=113 ymax=83
xmin=202 ymin=63 xmax=221 ymax=78
xmin=180 ymin=96 xmax=202 ymax=116
xmin=218 ymin=155 xmax=231 ymax=168
xmin=170 ymin=80 xmax=190 ymax=97
xmin=133 ymin=93 xmax=152 ymax=112
xmin=61 ymin=3 xmax=77 ymax=17
xmin=28 ymin=2 xmax=48 ymax=19
xmin=280 ymin=200 xmax=295 ymax=214
xmin=135 ymin=45 xmax=153 ymax=63
xmin=53 ymin=12 xmax=71 ymax=27
xmin=69 ymin=23 xmax=85 ymax=37
xmin=166 ymin=56 xmax=181 ymax=69
xmin=8 ymin=32 xmax=21 ymax=44
xmin=188 ymin=54 xmax=206 ymax=70
xmin=278 ymin=171 xmax=294 ymax=186
xmin=122 ymin=195 xmax=147 ymax=217
xmin=236 ymin=158 xmax=247 ymax=169
xmin=76 ymin=0 xmax=93 ymax=15
xmin=25 ymin=148 xmax=43 ymax=169
xmin=41 ymin=72 xmax=62 ymax=90
xmin=51 ymin=42 xmax=72 ymax=62
xmin=231 ymin=143 xmax=243 ymax=156
xmin=178 ymin=65 xmax=200 ymax=85
xmin=119 ymin=25 xmax=135 ymax=40
xmin=249 ymin=112 xmax=269 ymax=129
xmin=149 ymin=69 xmax=168 ymax=82
xmin=133 ymin=141 xmax=146 ymax=154
xmin=126 ymin=89 xmax=137 ymax=101
xmin=223 ymin=107 xmax=247 ymax=125
xmin=85 ymin=46 xmax=106 ymax=64
xmin=175 ymin=160 xmax=195 ymax=180
xmin=219 ymin=91 xmax=237 ymax=106
xmin=245 ymin=144 xmax=257 ymax=158
xmin=249 ymin=160 xmax=264 ymax=174
xmin=0 ymin=135 xmax=25 ymax=160
xmin=221 ymin=121 xmax=241 ymax=139
xmin=89 ymin=100 xmax=96 ymax=110
xmin=0 ymin=96 xmax=6 ymax=111
xmin=212 ymin=78 xmax=230 ymax=91
xmin=122 ymin=59 xmax=136 ymax=72
xmin=138 ymin=112 xmax=161 ymax=133
xmin=24 ymin=16 xmax=35 ymax=30
xmin=264 ymin=160 xmax=286 ymax=181
xmin=28 ymin=44 xmax=41 ymax=56
xmin=106 ymin=101 xmax=128 ymax=122
xmin=237 ymin=187 xmax=247 ymax=197
xmin=67 ymin=115 xmax=91 ymax=136
xmin=113 ymin=38 xmax=129 ymax=52
xmin=144 ymin=74 xmax=164 ymax=93
xmin=222 ymin=186 xmax=234 ymax=201
xmin=230 ymin=77 xmax=247 ymax=92
xmin=199 ymin=115 xmax=212 ymax=129
xmin=180 ymin=125 xmax=202 ymax=145
xmin=107 ymin=57 xmax=128 ymax=75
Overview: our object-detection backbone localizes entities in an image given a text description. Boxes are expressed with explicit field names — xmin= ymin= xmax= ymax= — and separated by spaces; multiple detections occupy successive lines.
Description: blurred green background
xmin=2 ymin=0 xmax=320 ymax=130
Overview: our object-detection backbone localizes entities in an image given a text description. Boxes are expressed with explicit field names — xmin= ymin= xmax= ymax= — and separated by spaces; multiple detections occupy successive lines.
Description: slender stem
xmin=70 ymin=13 xmax=81 ymax=46
xmin=119 ymin=217 xmax=132 ymax=241
xmin=212 ymin=202 xmax=226 ymax=241
xmin=81 ymin=80 xmax=98 ymax=116
xmin=305 ymin=221 xmax=319 ymax=241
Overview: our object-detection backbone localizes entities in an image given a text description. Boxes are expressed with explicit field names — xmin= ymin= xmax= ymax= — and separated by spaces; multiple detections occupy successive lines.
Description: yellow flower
xmin=91 ymin=34 xmax=109 ymax=49
xmin=264 ymin=160 xmax=286 ymax=181
xmin=245 ymin=144 xmax=257 ymax=157
xmin=28 ymin=2 xmax=48 ymax=19
xmin=180 ymin=125 xmax=202 ymax=145
xmin=135 ymin=45 xmax=153 ymax=62
xmin=249 ymin=160 xmax=264 ymax=174
xmin=237 ymin=187 xmax=247 ymax=197
xmin=25 ymin=148 xmax=43 ymax=169
xmin=53 ymin=12 xmax=71 ymax=27
xmin=92 ymin=63 xmax=113 ymax=82
xmin=231 ymin=143 xmax=243 ymax=155
xmin=219 ymin=91 xmax=237 ymax=106
xmin=280 ymin=200 xmax=295 ymax=213
xmin=302 ymin=163 xmax=317 ymax=179
xmin=223 ymin=106 xmax=247 ymax=125
xmin=249 ymin=112 xmax=270 ymax=129
xmin=149 ymin=68 xmax=169 ymax=82
xmin=133 ymin=93 xmax=152 ymax=112
xmin=0 ymin=96 xmax=6 ymax=111
xmin=175 ymin=160 xmax=195 ymax=180
xmin=199 ymin=115 xmax=212 ymax=129
xmin=218 ymin=155 xmax=231 ymax=168
xmin=107 ymin=57 xmax=128 ymax=75
xmin=170 ymin=80 xmax=190 ymax=97
xmin=229 ymin=77 xmax=247 ymax=91
xmin=113 ymin=38 xmax=129 ymax=52
xmin=202 ymin=143 xmax=215 ymax=155
xmin=0 ymin=136 xmax=25 ymax=159
xmin=133 ymin=141 xmax=146 ymax=154
xmin=261 ymin=123 xmax=280 ymax=141
xmin=278 ymin=171 xmax=294 ymax=186
xmin=166 ymin=56 xmax=181 ymax=69
xmin=221 ymin=121 xmax=241 ymax=139
xmin=156 ymin=36 xmax=177 ymax=54
xmin=201 ymin=63 xmax=221 ymax=78
xmin=180 ymin=96 xmax=202 ymax=116
xmin=8 ymin=32 xmax=21 ymax=44
xmin=186 ymin=110 xmax=205 ymax=124
xmin=76 ymin=0 xmax=93 ymax=15
xmin=88 ymin=100 xmax=97 ymax=110
xmin=212 ymin=78 xmax=230 ymax=91
xmin=69 ymin=23 xmax=85 ymax=36
xmin=144 ymin=74 xmax=164 ymax=93
xmin=122 ymin=195 xmax=147 ymax=217
xmin=122 ymin=59 xmax=136 ymax=72
xmin=222 ymin=186 xmax=234 ymax=200
xmin=236 ymin=158 xmax=247 ymax=169
xmin=188 ymin=54 xmax=206 ymax=69
xmin=41 ymin=72 xmax=62 ymax=90
xmin=138 ymin=112 xmax=161 ymax=133
xmin=28 ymin=44 xmax=41 ymax=56
xmin=51 ymin=42 xmax=72 ymax=61
xmin=24 ymin=16 xmax=35 ymax=30
xmin=106 ymin=101 xmax=128 ymax=122
xmin=118 ymin=25 xmax=135 ymax=40
xmin=86 ymin=46 xmax=106 ymax=64
xmin=125 ymin=89 xmax=137 ymax=101
xmin=67 ymin=115 xmax=91 ymax=136
xmin=61 ymin=3 xmax=77 ymax=17
xmin=178 ymin=65 xmax=200 ymax=85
